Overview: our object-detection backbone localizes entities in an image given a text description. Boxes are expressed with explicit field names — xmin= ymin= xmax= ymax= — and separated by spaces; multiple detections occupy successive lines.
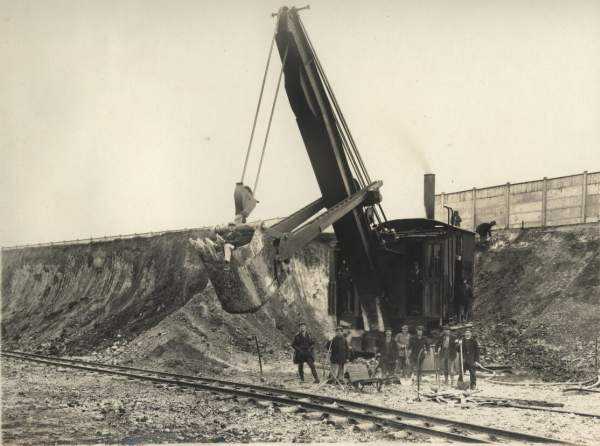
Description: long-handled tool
xmin=456 ymin=340 xmax=469 ymax=390
xmin=321 ymin=339 xmax=333 ymax=381
xmin=254 ymin=335 xmax=265 ymax=382
xmin=434 ymin=348 xmax=440 ymax=388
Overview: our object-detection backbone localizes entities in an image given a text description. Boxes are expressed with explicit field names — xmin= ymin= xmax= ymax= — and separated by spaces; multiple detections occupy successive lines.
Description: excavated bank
xmin=474 ymin=224 xmax=600 ymax=380
xmin=1 ymin=228 xmax=336 ymax=362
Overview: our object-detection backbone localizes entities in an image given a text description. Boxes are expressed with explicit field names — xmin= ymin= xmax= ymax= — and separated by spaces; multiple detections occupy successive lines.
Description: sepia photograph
xmin=1 ymin=0 xmax=599 ymax=444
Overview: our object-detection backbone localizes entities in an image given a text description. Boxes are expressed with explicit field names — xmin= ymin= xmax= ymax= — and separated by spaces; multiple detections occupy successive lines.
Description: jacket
xmin=326 ymin=335 xmax=350 ymax=364
xmin=436 ymin=334 xmax=458 ymax=360
xmin=409 ymin=335 xmax=429 ymax=361
xmin=379 ymin=339 xmax=399 ymax=365
xmin=292 ymin=332 xmax=315 ymax=364
xmin=395 ymin=333 xmax=411 ymax=357
xmin=461 ymin=338 xmax=480 ymax=366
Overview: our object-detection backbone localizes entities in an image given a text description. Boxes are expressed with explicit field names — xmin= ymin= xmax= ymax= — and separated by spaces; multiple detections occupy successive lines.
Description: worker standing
xmin=395 ymin=324 xmax=411 ymax=378
xmin=292 ymin=322 xmax=320 ymax=384
xmin=378 ymin=328 xmax=399 ymax=380
xmin=436 ymin=325 xmax=457 ymax=385
xmin=326 ymin=326 xmax=349 ymax=384
xmin=409 ymin=325 xmax=429 ymax=381
xmin=460 ymin=328 xmax=480 ymax=390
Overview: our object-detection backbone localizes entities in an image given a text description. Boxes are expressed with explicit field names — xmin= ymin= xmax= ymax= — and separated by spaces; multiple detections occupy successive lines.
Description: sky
xmin=1 ymin=0 xmax=599 ymax=246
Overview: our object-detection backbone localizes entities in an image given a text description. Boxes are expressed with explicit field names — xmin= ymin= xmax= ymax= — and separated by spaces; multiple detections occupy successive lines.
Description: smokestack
xmin=424 ymin=173 xmax=435 ymax=220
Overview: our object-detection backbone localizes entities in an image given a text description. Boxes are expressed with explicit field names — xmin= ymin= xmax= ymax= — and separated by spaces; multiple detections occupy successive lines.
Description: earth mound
xmin=1 ymin=227 xmax=336 ymax=368
xmin=474 ymin=224 xmax=600 ymax=380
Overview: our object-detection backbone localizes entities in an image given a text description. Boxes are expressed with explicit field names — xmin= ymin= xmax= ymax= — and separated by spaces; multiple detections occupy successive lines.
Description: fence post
xmin=541 ymin=177 xmax=548 ymax=227
xmin=505 ymin=182 xmax=511 ymax=229
xmin=582 ymin=171 xmax=588 ymax=223
xmin=472 ymin=187 xmax=477 ymax=231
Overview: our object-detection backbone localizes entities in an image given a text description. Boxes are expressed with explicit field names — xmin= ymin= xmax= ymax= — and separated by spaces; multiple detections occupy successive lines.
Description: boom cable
xmin=253 ymin=44 xmax=290 ymax=195
xmin=298 ymin=18 xmax=387 ymax=222
xmin=240 ymin=25 xmax=277 ymax=184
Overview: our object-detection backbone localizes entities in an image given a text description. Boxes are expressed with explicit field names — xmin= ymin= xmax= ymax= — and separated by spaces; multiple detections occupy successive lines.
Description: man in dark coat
xmin=409 ymin=325 xmax=429 ymax=379
xmin=451 ymin=210 xmax=462 ymax=227
xmin=326 ymin=326 xmax=350 ymax=383
xmin=460 ymin=328 xmax=480 ymax=390
xmin=292 ymin=322 xmax=320 ymax=383
xmin=378 ymin=328 xmax=399 ymax=379
xmin=436 ymin=325 xmax=457 ymax=385
xmin=476 ymin=220 xmax=496 ymax=241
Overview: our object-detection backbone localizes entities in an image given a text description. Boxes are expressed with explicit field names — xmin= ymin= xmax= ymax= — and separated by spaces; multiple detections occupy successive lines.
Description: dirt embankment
xmin=1 ymin=229 xmax=335 ymax=369
xmin=474 ymin=224 xmax=600 ymax=380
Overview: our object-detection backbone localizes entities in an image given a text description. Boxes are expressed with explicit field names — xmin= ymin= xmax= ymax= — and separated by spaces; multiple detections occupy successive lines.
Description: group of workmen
xmin=292 ymin=322 xmax=481 ymax=390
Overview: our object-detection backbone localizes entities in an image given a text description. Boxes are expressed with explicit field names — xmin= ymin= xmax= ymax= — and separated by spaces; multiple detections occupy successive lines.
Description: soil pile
xmin=1 ymin=227 xmax=336 ymax=367
xmin=474 ymin=224 xmax=600 ymax=380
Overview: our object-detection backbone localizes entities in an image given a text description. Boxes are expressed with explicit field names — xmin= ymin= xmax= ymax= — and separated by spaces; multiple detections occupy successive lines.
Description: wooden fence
xmin=435 ymin=170 xmax=600 ymax=230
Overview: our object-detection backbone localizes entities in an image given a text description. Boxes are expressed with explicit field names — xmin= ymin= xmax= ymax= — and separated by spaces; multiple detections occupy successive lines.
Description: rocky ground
xmin=2 ymin=354 xmax=600 ymax=445
xmin=0 ymin=358 xmax=397 ymax=444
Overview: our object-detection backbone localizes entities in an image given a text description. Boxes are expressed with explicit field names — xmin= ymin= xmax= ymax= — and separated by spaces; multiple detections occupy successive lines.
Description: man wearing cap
xmin=436 ymin=325 xmax=457 ymax=385
xmin=394 ymin=324 xmax=411 ymax=378
xmin=379 ymin=328 xmax=399 ymax=380
xmin=460 ymin=328 xmax=481 ymax=390
xmin=292 ymin=322 xmax=320 ymax=383
xmin=326 ymin=326 xmax=350 ymax=383
xmin=409 ymin=325 xmax=429 ymax=380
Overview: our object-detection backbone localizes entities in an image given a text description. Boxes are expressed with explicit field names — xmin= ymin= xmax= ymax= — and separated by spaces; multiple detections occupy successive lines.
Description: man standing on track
xmin=292 ymin=322 xmax=320 ymax=383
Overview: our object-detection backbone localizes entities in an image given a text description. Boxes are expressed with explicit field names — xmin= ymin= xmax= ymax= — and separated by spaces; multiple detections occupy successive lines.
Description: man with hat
xmin=292 ymin=322 xmax=320 ymax=383
xmin=326 ymin=326 xmax=350 ymax=383
xmin=409 ymin=325 xmax=429 ymax=380
xmin=460 ymin=328 xmax=480 ymax=390
xmin=379 ymin=328 xmax=399 ymax=380
xmin=394 ymin=324 xmax=411 ymax=378
xmin=436 ymin=325 xmax=457 ymax=385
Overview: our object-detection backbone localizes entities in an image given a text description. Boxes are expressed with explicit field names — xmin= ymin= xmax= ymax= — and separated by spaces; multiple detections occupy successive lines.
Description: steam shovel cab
xmin=329 ymin=218 xmax=475 ymax=338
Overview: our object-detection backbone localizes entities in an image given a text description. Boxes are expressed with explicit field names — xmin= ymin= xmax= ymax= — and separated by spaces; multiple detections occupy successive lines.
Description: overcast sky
xmin=1 ymin=0 xmax=599 ymax=246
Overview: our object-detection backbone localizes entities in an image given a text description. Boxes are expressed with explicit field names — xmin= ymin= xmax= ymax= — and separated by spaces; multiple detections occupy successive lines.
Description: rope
xmin=240 ymin=27 xmax=277 ymax=184
xmin=252 ymin=44 xmax=290 ymax=195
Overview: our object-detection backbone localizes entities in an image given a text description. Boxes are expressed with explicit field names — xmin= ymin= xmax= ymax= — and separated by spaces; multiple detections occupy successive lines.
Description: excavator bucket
xmin=234 ymin=182 xmax=258 ymax=224
xmin=189 ymin=225 xmax=287 ymax=313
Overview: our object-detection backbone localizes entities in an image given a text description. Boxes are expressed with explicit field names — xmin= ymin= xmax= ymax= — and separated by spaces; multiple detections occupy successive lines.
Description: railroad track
xmin=2 ymin=350 xmax=570 ymax=444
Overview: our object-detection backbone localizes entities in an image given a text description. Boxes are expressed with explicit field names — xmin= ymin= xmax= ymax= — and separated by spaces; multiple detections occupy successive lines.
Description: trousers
xmin=330 ymin=362 xmax=345 ymax=382
xmin=298 ymin=358 xmax=319 ymax=382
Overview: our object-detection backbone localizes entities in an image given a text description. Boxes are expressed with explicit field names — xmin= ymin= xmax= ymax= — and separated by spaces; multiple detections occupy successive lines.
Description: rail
xmin=2 ymin=350 xmax=571 ymax=444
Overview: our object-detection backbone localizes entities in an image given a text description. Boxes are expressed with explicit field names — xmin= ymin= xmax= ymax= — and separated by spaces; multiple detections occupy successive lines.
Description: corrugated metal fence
xmin=435 ymin=170 xmax=600 ymax=230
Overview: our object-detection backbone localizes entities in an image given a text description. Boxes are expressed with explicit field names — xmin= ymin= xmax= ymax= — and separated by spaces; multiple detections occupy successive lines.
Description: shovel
xmin=456 ymin=340 xmax=469 ymax=390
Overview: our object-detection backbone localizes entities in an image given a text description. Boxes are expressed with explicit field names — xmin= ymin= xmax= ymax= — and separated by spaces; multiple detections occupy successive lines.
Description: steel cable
xmin=253 ymin=44 xmax=290 ymax=195
xmin=240 ymin=25 xmax=277 ymax=184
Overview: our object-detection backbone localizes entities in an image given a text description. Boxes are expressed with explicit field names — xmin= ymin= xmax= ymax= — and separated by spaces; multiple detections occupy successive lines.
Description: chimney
xmin=424 ymin=173 xmax=435 ymax=220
